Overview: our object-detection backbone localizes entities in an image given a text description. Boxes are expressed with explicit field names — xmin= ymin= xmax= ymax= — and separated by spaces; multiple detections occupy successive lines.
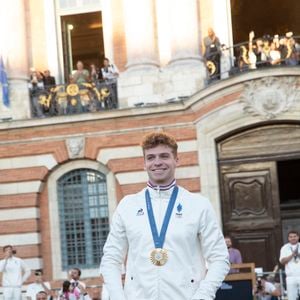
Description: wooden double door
xmin=218 ymin=123 xmax=300 ymax=271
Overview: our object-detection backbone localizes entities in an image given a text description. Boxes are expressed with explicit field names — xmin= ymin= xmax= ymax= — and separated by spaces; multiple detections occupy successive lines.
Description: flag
xmin=0 ymin=56 xmax=10 ymax=107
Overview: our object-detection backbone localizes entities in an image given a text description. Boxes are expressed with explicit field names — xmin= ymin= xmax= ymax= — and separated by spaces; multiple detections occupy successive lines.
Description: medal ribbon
xmin=145 ymin=186 xmax=178 ymax=249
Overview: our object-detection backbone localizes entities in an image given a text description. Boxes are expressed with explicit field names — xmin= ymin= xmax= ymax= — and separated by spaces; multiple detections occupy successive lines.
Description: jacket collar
xmin=147 ymin=179 xmax=176 ymax=191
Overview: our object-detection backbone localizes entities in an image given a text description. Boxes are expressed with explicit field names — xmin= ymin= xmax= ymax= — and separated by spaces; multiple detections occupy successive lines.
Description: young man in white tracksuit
xmin=0 ymin=245 xmax=31 ymax=299
xmin=100 ymin=132 xmax=230 ymax=300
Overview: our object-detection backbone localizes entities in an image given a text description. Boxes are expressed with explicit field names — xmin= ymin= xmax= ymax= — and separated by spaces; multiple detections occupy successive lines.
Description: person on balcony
xmin=28 ymin=68 xmax=45 ymax=118
xmin=43 ymin=70 xmax=56 ymax=90
xmin=261 ymin=35 xmax=271 ymax=66
xmin=203 ymin=27 xmax=221 ymax=80
xmin=72 ymin=61 xmax=90 ymax=85
xmin=284 ymin=32 xmax=298 ymax=66
xmin=248 ymin=31 xmax=257 ymax=69
xmin=101 ymin=58 xmax=119 ymax=109
xmin=90 ymin=63 xmax=101 ymax=83
xmin=269 ymin=41 xmax=281 ymax=65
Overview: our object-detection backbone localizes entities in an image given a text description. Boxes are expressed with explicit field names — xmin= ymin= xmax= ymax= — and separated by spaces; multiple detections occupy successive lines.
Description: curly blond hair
xmin=141 ymin=132 xmax=178 ymax=156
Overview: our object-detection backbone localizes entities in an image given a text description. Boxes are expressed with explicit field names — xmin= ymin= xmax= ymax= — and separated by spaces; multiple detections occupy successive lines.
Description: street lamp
xmin=67 ymin=24 xmax=74 ymax=74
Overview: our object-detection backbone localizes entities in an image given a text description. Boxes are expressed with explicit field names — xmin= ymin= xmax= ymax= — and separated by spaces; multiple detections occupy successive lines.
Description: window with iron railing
xmin=57 ymin=168 xmax=109 ymax=270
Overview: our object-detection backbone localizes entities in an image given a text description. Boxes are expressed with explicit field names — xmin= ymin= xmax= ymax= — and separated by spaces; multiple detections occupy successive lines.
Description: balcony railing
xmin=29 ymin=80 xmax=118 ymax=118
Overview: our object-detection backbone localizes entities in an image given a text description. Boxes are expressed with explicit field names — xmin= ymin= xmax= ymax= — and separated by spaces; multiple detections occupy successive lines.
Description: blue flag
xmin=0 ymin=56 xmax=10 ymax=107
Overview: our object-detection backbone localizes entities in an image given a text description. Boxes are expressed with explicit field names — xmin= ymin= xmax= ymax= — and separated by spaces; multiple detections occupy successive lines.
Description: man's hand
xmin=77 ymin=283 xmax=87 ymax=294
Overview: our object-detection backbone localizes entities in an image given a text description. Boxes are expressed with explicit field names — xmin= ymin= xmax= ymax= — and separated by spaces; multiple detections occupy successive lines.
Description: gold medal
xmin=150 ymin=248 xmax=168 ymax=266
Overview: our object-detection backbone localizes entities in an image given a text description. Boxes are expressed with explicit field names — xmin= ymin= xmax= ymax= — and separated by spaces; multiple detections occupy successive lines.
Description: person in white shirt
xmin=269 ymin=42 xmax=281 ymax=65
xmin=69 ymin=268 xmax=86 ymax=288
xmin=26 ymin=269 xmax=51 ymax=300
xmin=0 ymin=245 xmax=31 ymax=300
xmin=255 ymin=276 xmax=281 ymax=300
xmin=100 ymin=132 xmax=230 ymax=300
xmin=280 ymin=230 xmax=300 ymax=300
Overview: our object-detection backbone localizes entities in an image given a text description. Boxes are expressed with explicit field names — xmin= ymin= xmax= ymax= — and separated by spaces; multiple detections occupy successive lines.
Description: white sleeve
xmin=192 ymin=198 xmax=230 ymax=300
xmin=45 ymin=281 xmax=51 ymax=289
xmin=265 ymin=282 xmax=276 ymax=294
xmin=279 ymin=245 xmax=289 ymax=263
xmin=99 ymin=206 xmax=128 ymax=300
xmin=101 ymin=283 xmax=110 ymax=300
xmin=112 ymin=64 xmax=119 ymax=74
xmin=0 ymin=259 xmax=6 ymax=272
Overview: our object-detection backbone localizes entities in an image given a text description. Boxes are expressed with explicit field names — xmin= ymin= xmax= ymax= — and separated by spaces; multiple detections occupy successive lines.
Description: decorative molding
xmin=241 ymin=76 xmax=298 ymax=119
xmin=66 ymin=137 xmax=85 ymax=159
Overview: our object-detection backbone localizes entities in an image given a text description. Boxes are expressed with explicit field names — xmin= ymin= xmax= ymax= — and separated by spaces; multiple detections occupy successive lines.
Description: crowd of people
xmin=224 ymin=231 xmax=300 ymax=300
xmin=0 ymin=245 xmax=98 ymax=299
xmin=28 ymin=58 xmax=119 ymax=118
xmin=238 ymin=31 xmax=300 ymax=71
xmin=202 ymin=28 xmax=300 ymax=81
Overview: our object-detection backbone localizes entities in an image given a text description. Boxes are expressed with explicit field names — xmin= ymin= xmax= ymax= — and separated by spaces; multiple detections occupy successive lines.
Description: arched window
xmin=57 ymin=168 xmax=109 ymax=270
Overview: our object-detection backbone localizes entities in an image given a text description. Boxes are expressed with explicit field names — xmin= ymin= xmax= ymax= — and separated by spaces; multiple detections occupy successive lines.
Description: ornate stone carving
xmin=241 ymin=76 xmax=298 ymax=119
xmin=66 ymin=137 xmax=85 ymax=159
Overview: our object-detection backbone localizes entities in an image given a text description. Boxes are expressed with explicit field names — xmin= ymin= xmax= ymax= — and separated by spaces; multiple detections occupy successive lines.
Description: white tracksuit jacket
xmin=100 ymin=185 xmax=230 ymax=300
xmin=0 ymin=256 xmax=30 ymax=287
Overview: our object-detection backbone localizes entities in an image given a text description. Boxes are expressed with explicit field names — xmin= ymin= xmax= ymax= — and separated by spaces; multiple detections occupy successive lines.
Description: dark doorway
xmin=278 ymin=159 xmax=300 ymax=243
xmin=230 ymin=0 xmax=300 ymax=44
xmin=61 ymin=11 xmax=105 ymax=82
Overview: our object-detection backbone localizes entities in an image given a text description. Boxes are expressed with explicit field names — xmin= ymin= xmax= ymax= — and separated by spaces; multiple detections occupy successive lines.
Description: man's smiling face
xmin=144 ymin=144 xmax=178 ymax=186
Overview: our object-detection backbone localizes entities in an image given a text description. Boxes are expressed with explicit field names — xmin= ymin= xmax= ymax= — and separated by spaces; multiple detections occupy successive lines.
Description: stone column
xmin=0 ymin=0 xmax=31 ymax=120
xmin=118 ymin=0 xmax=161 ymax=107
xmin=164 ymin=0 xmax=206 ymax=98
xmin=212 ymin=0 xmax=233 ymax=50
xmin=169 ymin=0 xmax=201 ymax=65
xmin=123 ymin=0 xmax=159 ymax=71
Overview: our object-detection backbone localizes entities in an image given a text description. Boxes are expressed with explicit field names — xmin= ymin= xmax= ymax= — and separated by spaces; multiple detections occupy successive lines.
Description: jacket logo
xmin=136 ymin=208 xmax=144 ymax=216
xmin=175 ymin=203 xmax=183 ymax=218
